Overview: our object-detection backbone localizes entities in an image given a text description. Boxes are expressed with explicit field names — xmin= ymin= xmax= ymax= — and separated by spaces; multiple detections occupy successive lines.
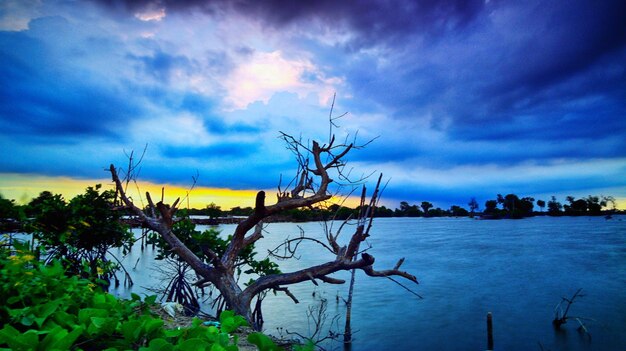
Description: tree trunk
xmin=343 ymin=268 xmax=356 ymax=347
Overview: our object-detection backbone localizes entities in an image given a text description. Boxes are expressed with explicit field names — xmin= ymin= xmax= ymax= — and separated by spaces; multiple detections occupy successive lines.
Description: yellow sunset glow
xmin=0 ymin=173 xmax=365 ymax=210
xmin=0 ymin=173 xmax=261 ymax=210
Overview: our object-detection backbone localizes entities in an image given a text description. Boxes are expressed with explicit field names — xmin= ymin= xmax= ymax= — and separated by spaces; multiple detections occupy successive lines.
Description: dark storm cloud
xmin=334 ymin=0 xmax=626 ymax=162
xmin=459 ymin=1 xmax=626 ymax=141
xmin=0 ymin=25 xmax=142 ymax=141
xmin=350 ymin=130 xmax=625 ymax=168
xmin=94 ymin=0 xmax=486 ymax=46
xmin=492 ymin=1 xmax=626 ymax=94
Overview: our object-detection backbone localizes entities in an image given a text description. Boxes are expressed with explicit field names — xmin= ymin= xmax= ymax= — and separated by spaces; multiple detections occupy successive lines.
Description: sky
xmin=0 ymin=0 xmax=625 ymax=211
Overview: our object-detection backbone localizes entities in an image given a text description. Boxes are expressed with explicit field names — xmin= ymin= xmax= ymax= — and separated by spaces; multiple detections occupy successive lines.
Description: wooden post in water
xmin=487 ymin=312 xmax=494 ymax=350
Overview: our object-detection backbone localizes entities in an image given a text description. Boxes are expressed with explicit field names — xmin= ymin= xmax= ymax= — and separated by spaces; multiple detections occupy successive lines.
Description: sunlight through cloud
xmin=224 ymin=50 xmax=342 ymax=109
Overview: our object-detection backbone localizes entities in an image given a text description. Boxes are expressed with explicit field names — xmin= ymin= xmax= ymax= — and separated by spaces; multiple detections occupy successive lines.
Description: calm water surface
xmin=111 ymin=216 xmax=626 ymax=350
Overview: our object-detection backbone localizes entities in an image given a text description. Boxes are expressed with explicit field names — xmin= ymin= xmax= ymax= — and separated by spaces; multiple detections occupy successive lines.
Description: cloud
xmin=160 ymin=142 xmax=257 ymax=159
xmin=134 ymin=6 xmax=166 ymax=22
xmin=320 ymin=0 xmax=626 ymax=158
xmin=0 ymin=0 xmax=40 ymax=31
xmin=0 ymin=21 xmax=143 ymax=142
xmin=92 ymin=0 xmax=487 ymax=48
xmin=223 ymin=50 xmax=342 ymax=109
xmin=2 ymin=0 xmax=625 ymax=210
xmin=128 ymin=49 xmax=196 ymax=84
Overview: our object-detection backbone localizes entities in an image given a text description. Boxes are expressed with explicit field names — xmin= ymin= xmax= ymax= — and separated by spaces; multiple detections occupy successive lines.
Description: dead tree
xmin=109 ymin=130 xmax=418 ymax=330
xmin=552 ymin=288 xmax=594 ymax=338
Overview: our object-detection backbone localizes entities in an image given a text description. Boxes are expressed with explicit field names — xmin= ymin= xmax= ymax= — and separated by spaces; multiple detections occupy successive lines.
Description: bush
xmin=0 ymin=243 xmax=271 ymax=350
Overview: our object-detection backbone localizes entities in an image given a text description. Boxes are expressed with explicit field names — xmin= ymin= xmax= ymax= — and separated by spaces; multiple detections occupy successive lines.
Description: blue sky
xmin=0 ymin=0 xmax=625 ymax=210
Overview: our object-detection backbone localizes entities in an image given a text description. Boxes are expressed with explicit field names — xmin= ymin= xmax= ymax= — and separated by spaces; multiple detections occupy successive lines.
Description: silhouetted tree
xmin=503 ymin=194 xmax=519 ymax=212
xmin=484 ymin=200 xmax=498 ymax=214
xmin=496 ymin=194 xmax=505 ymax=207
xmin=450 ymin=205 xmax=468 ymax=217
xmin=547 ymin=196 xmax=562 ymax=216
xmin=205 ymin=202 xmax=222 ymax=219
xmin=376 ymin=205 xmax=394 ymax=217
xmin=519 ymin=197 xmax=535 ymax=215
xmin=420 ymin=201 xmax=433 ymax=216
xmin=536 ymin=199 xmax=546 ymax=213
xmin=110 ymin=127 xmax=418 ymax=329
xmin=468 ymin=197 xmax=479 ymax=217
xmin=602 ymin=196 xmax=616 ymax=211
xmin=0 ymin=194 xmax=20 ymax=220
xmin=566 ymin=198 xmax=588 ymax=215
xmin=228 ymin=206 xmax=253 ymax=216
xmin=396 ymin=201 xmax=422 ymax=217
xmin=585 ymin=196 xmax=602 ymax=215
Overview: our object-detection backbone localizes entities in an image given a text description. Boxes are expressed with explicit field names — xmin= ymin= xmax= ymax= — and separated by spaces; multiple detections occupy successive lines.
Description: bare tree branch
xmin=108 ymin=110 xmax=418 ymax=330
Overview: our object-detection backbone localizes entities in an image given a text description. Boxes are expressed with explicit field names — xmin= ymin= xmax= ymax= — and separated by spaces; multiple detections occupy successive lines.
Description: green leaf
xmin=247 ymin=332 xmax=279 ymax=351
xmin=78 ymin=308 xmax=108 ymax=325
xmin=164 ymin=328 xmax=184 ymax=338
xmin=88 ymin=317 xmax=117 ymax=336
xmin=20 ymin=315 xmax=35 ymax=327
xmin=51 ymin=310 xmax=76 ymax=328
xmin=219 ymin=311 xmax=247 ymax=333
xmin=140 ymin=338 xmax=174 ymax=351
xmin=43 ymin=326 xmax=84 ymax=350
xmin=7 ymin=296 xmax=21 ymax=304
xmin=210 ymin=343 xmax=227 ymax=351
xmin=145 ymin=295 xmax=158 ymax=305
xmin=92 ymin=293 xmax=106 ymax=305
xmin=33 ymin=300 xmax=61 ymax=327
xmin=218 ymin=310 xmax=235 ymax=324
xmin=121 ymin=320 xmax=142 ymax=341
xmin=292 ymin=339 xmax=316 ymax=351
xmin=9 ymin=330 xmax=40 ymax=350
xmin=174 ymin=338 xmax=211 ymax=351
xmin=191 ymin=317 xmax=203 ymax=328
xmin=0 ymin=325 xmax=19 ymax=344
xmin=145 ymin=318 xmax=165 ymax=336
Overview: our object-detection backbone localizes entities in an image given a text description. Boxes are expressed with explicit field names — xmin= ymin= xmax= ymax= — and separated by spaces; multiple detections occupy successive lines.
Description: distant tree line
xmin=0 ymin=191 xmax=621 ymax=230
xmin=171 ymin=193 xmax=620 ymax=222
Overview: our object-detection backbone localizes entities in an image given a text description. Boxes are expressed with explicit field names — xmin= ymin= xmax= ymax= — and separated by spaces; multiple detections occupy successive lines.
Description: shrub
xmin=0 ymin=243 xmax=267 ymax=350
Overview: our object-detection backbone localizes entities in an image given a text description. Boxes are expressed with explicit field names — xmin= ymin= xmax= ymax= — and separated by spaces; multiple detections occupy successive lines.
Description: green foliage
xmin=29 ymin=185 xmax=132 ymax=252
xmin=0 ymin=194 xmax=23 ymax=221
xmin=151 ymin=219 xmax=280 ymax=279
xmin=0 ymin=246 xmax=277 ymax=350
xmin=219 ymin=310 xmax=248 ymax=334
xmin=244 ymin=258 xmax=281 ymax=278
xmin=247 ymin=332 xmax=280 ymax=351
xmin=25 ymin=191 xmax=70 ymax=237
xmin=152 ymin=219 xmax=231 ymax=261
xmin=25 ymin=186 xmax=134 ymax=287
xmin=205 ymin=203 xmax=223 ymax=219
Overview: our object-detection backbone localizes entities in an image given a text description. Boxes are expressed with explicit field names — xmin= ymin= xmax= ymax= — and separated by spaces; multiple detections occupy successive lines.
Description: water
xmin=110 ymin=216 xmax=626 ymax=350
